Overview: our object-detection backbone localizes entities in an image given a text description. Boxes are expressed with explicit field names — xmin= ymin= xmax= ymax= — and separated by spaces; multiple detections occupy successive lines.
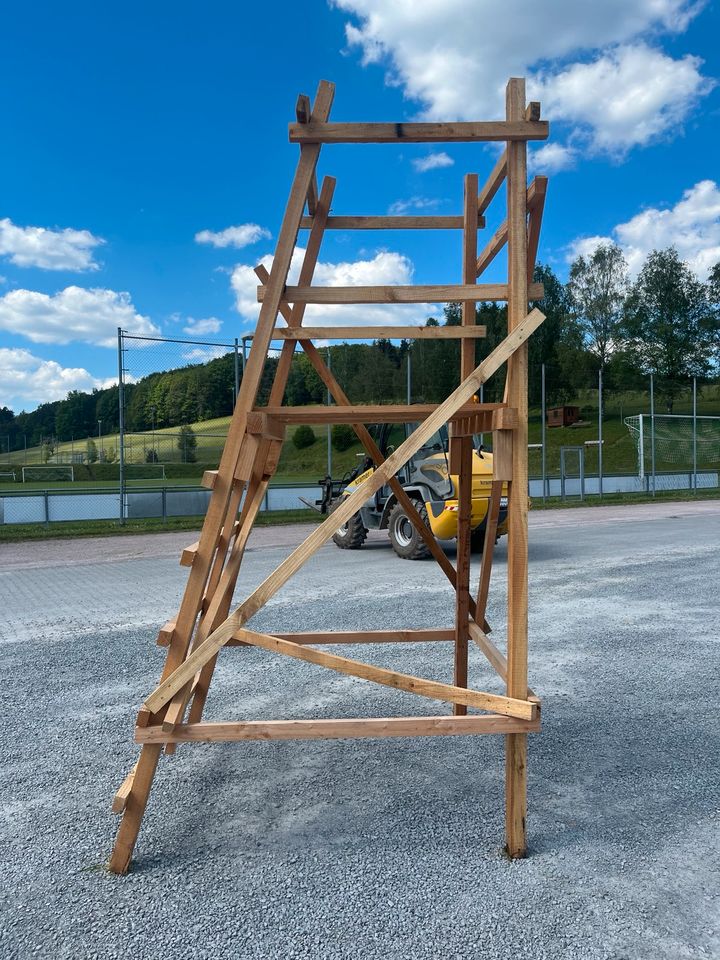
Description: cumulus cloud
xmin=530 ymin=142 xmax=577 ymax=173
xmin=412 ymin=151 xmax=454 ymax=173
xmin=231 ymin=247 xmax=438 ymax=327
xmin=182 ymin=346 xmax=230 ymax=362
xmin=567 ymin=180 xmax=720 ymax=279
xmin=0 ymin=347 xmax=116 ymax=411
xmin=182 ymin=316 xmax=223 ymax=336
xmin=0 ymin=218 xmax=105 ymax=271
xmin=195 ymin=223 xmax=271 ymax=249
xmin=387 ymin=196 xmax=440 ymax=216
xmin=0 ymin=286 xmax=159 ymax=347
xmin=334 ymin=0 xmax=712 ymax=161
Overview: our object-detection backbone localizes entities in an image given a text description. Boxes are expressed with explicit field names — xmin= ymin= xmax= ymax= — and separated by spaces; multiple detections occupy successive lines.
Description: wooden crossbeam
xmin=255 ymin=403 xmax=499 ymax=426
xmin=143 ymin=306 xmax=545 ymax=717
xmin=299 ymin=214 xmax=485 ymax=230
xmin=467 ymin=620 xmax=537 ymax=699
xmin=527 ymin=176 xmax=548 ymax=285
xmin=137 ymin=714 xmax=541 ymax=744
xmin=226 ymin=628 xmax=538 ymax=720
xmin=258 ymin=282 xmax=544 ymax=304
xmin=272 ymin=325 xmax=487 ymax=340
xmin=289 ymin=121 xmax=549 ymax=144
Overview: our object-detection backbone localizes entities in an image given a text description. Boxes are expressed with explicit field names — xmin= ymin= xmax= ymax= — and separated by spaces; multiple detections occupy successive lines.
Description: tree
xmin=622 ymin=248 xmax=719 ymax=411
xmin=568 ymin=243 xmax=628 ymax=370
xmin=177 ymin=424 xmax=197 ymax=462
xmin=86 ymin=438 xmax=98 ymax=463
xmin=331 ymin=424 xmax=355 ymax=451
xmin=292 ymin=425 xmax=315 ymax=449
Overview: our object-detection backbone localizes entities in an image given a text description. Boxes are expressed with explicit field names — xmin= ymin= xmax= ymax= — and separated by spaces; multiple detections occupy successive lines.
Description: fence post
xmin=650 ymin=374 xmax=656 ymax=497
xmin=692 ymin=376 xmax=697 ymax=494
xmin=43 ymin=489 xmax=50 ymax=526
xmin=541 ymin=363 xmax=546 ymax=502
xmin=326 ymin=348 xmax=332 ymax=479
xmin=598 ymin=367 xmax=603 ymax=499
xmin=162 ymin=486 xmax=167 ymax=523
xmin=406 ymin=349 xmax=412 ymax=405
xmin=117 ymin=327 xmax=126 ymax=525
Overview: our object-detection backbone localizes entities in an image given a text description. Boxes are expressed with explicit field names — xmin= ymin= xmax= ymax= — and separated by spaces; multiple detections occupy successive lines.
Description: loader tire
xmin=387 ymin=501 xmax=432 ymax=560
xmin=331 ymin=500 xmax=367 ymax=550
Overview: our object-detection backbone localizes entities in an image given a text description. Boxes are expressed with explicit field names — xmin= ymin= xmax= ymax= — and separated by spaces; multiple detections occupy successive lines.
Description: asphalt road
xmin=1 ymin=500 xmax=718 ymax=959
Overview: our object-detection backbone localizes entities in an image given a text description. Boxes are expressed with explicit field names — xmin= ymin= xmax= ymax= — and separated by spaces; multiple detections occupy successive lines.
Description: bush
xmin=177 ymin=424 xmax=197 ymax=463
xmin=145 ymin=448 xmax=159 ymax=463
xmin=331 ymin=424 xmax=355 ymax=452
xmin=293 ymin=425 xmax=316 ymax=449
xmin=86 ymin=438 xmax=98 ymax=463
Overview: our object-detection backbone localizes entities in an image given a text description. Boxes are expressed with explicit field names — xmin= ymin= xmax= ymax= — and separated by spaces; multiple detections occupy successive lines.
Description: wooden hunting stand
xmin=108 ymin=78 xmax=549 ymax=873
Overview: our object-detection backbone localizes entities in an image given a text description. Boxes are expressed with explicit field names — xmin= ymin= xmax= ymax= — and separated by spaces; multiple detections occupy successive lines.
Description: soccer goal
xmin=624 ymin=414 xmax=720 ymax=487
xmin=21 ymin=465 xmax=75 ymax=483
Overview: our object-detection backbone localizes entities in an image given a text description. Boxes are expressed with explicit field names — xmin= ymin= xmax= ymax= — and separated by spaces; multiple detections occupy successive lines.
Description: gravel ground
xmin=1 ymin=501 xmax=719 ymax=959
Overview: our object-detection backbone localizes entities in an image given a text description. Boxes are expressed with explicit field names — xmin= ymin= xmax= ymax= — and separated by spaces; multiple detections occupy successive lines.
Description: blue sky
xmin=1 ymin=0 xmax=719 ymax=412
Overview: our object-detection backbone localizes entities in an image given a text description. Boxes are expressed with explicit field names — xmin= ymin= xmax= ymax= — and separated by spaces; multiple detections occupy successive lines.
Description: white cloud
xmin=0 ymin=347 xmax=116 ymax=411
xmin=0 ymin=218 xmax=104 ymax=271
xmin=533 ymin=44 xmax=712 ymax=156
xmin=231 ymin=247 xmax=438 ymax=327
xmin=412 ymin=151 xmax=454 ymax=173
xmin=567 ymin=180 xmax=720 ymax=279
xmin=335 ymin=0 xmax=711 ymax=161
xmin=182 ymin=346 xmax=230 ymax=362
xmin=182 ymin=316 xmax=223 ymax=336
xmin=530 ymin=142 xmax=576 ymax=173
xmin=195 ymin=223 xmax=271 ymax=249
xmin=0 ymin=286 xmax=159 ymax=347
xmin=387 ymin=196 xmax=440 ymax=216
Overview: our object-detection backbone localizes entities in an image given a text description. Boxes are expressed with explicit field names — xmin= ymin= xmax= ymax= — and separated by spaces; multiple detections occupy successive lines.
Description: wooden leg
xmin=108 ymin=744 xmax=163 ymax=874
xmin=505 ymin=733 xmax=527 ymax=858
xmin=453 ymin=436 xmax=473 ymax=716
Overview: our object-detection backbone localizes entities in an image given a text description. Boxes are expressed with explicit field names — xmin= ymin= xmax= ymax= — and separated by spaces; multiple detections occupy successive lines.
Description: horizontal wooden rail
xmin=273 ymin=325 xmax=487 ymax=341
xmin=138 ymin=714 xmax=541 ymax=743
xmin=289 ymin=121 xmax=549 ymax=144
xmin=299 ymin=214 xmax=485 ymax=230
xmin=253 ymin=402 xmax=505 ymax=425
xmin=258 ymin=283 xmax=544 ymax=304
xmin=273 ymin=629 xmax=455 ymax=644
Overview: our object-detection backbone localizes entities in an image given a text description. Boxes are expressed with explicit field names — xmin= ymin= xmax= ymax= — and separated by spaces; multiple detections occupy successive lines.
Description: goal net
xmin=624 ymin=414 xmax=720 ymax=488
xmin=21 ymin=465 xmax=75 ymax=482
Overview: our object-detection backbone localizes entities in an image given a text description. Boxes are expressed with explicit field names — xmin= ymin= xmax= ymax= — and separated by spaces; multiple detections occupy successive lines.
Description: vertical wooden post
xmin=504 ymin=78 xmax=530 ymax=858
xmin=453 ymin=173 xmax=479 ymax=713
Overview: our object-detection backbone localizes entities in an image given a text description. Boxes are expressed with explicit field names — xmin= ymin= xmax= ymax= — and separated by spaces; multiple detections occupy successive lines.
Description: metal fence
xmin=1 ymin=330 xmax=719 ymax=527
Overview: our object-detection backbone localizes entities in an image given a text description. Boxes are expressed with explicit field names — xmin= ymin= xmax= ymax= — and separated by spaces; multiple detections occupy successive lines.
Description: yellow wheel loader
xmin=311 ymin=421 xmax=508 ymax=560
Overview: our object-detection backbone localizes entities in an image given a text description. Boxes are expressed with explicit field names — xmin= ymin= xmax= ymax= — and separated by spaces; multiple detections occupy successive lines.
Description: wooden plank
xmin=527 ymin=176 xmax=548 ymax=286
xmin=107 ymin=743 xmax=162 ymax=873
xmin=111 ymin=763 xmax=137 ymax=814
xmin=455 ymin=174 xmax=479 ymax=715
xmin=298 ymin=214 xmax=485 ymax=230
xmin=505 ymin=75 xmax=530 ymax=861
xmin=474 ymin=480 xmax=503 ymax=625
xmin=258 ymin=282 xmax=544 ymax=304
xmin=467 ymin=620 xmax=537 ymax=699
xmin=478 ymin=150 xmax=507 ymax=215
xmin=273 ymin=325 xmax=487 ymax=340
xmin=272 ymin=629 xmax=455 ymax=644
xmin=180 ymin=542 xmax=198 ymax=567
xmin=289 ymin=120 xmax=549 ymax=144
xmin=143 ymin=305 xmax=545 ymax=717
xmin=201 ymin=470 xmax=218 ymax=490
xmin=137 ymin=714 xmax=541 ymax=744
xmin=295 ymin=93 xmax=311 ymax=123
xmin=233 ymin=628 xmax=537 ymax=720
xmin=156 ymin=620 xmax=176 ymax=647
xmin=524 ymin=102 xmax=541 ymax=122
xmin=255 ymin=403 xmax=496 ymax=426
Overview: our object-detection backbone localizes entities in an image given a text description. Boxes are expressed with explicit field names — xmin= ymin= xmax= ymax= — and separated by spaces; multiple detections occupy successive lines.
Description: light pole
xmin=98 ymin=420 xmax=104 ymax=461
xmin=150 ymin=405 xmax=157 ymax=461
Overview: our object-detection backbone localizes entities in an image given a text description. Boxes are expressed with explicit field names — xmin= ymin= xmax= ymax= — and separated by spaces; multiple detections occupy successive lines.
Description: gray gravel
xmin=1 ymin=501 xmax=719 ymax=959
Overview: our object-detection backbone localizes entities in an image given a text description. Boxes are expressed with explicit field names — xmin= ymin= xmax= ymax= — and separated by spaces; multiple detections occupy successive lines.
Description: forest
xmin=2 ymin=245 xmax=719 ymax=455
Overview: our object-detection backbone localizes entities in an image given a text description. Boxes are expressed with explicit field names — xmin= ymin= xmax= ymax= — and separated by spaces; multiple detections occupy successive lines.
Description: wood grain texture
xmin=273 ymin=325 xmax=487 ymax=340
xmin=299 ymin=214 xmax=485 ymax=230
xmin=258 ymin=283 xmax=544 ymax=304
xmin=289 ymin=120 xmax=549 ymax=143
xmin=136 ymin=714 xmax=541 ymax=744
